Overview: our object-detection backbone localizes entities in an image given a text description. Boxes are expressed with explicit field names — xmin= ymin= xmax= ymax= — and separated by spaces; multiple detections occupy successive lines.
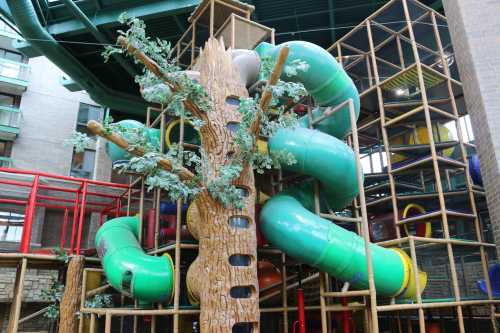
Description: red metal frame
xmin=0 ymin=167 xmax=130 ymax=254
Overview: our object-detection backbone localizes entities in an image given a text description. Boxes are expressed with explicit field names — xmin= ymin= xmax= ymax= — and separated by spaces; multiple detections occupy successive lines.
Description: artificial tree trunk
xmin=59 ymin=255 xmax=84 ymax=333
xmin=187 ymin=38 xmax=260 ymax=333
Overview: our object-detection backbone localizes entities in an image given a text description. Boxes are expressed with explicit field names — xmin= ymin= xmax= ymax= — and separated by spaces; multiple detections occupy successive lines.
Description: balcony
xmin=0 ymin=105 xmax=21 ymax=140
xmin=0 ymin=58 xmax=30 ymax=94
xmin=0 ymin=156 xmax=12 ymax=167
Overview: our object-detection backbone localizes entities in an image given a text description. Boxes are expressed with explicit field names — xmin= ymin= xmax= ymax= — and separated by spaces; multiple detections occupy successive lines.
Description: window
xmin=0 ymin=210 xmax=25 ymax=242
xmin=76 ymin=103 xmax=103 ymax=137
xmin=0 ymin=140 xmax=12 ymax=157
xmin=0 ymin=19 xmax=18 ymax=37
xmin=70 ymin=149 xmax=96 ymax=179
xmin=0 ymin=48 xmax=28 ymax=81
xmin=70 ymin=103 xmax=102 ymax=179
xmin=0 ymin=92 xmax=18 ymax=107
xmin=0 ymin=49 xmax=26 ymax=64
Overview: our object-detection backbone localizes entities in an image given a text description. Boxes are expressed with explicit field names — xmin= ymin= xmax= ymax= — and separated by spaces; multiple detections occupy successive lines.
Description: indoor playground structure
xmin=1 ymin=0 xmax=499 ymax=333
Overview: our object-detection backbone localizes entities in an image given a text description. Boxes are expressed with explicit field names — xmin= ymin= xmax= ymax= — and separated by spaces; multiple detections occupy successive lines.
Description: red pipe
xmin=69 ymin=191 xmax=80 ymax=254
xmin=76 ymin=182 xmax=88 ymax=255
xmin=0 ymin=178 xmax=124 ymax=201
xmin=297 ymin=288 xmax=306 ymax=333
xmin=115 ymin=198 xmax=120 ymax=217
xmin=341 ymin=297 xmax=350 ymax=333
xmin=60 ymin=209 xmax=69 ymax=249
xmin=36 ymin=194 xmax=110 ymax=207
xmin=146 ymin=209 xmax=155 ymax=249
xmin=293 ymin=288 xmax=306 ymax=333
xmin=0 ymin=198 xmax=26 ymax=205
xmin=19 ymin=175 xmax=39 ymax=253
xmin=0 ymin=167 xmax=129 ymax=188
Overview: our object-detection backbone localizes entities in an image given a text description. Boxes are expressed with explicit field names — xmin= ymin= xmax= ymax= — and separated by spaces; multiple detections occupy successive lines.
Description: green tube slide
xmin=256 ymin=41 xmax=426 ymax=299
xmin=95 ymin=216 xmax=174 ymax=303
xmin=105 ymin=119 xmax=161 ymax=164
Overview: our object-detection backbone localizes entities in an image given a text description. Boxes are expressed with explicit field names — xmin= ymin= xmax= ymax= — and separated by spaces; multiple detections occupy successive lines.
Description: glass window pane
xmin=0 ymin=210 xmax=25 ymax=242
xmin=0 ymin=140 xmax=12 ymax=157
xmin=77 ymin=103 xmax=102 ymax=124
xmin=0 ymin=93 xmax=14 ymax=106
xmin=4 ymin=51 xmax=22 ymax=63
xmin=71 ymin=149 xmax=95 ymax=179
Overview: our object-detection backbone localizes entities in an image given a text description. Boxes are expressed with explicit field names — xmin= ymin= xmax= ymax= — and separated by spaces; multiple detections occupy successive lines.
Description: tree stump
xmin=59 ymin=255 xmax=84 ymax=333
xmin=187 ymin=38 xmax=260 ymax=333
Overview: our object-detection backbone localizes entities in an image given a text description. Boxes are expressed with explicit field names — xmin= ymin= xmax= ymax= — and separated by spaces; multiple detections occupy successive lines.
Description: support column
xmin=59 ymin=256 xmax=85 ymax=333
xmin=443 ymin=0 xmax=500 ymax=252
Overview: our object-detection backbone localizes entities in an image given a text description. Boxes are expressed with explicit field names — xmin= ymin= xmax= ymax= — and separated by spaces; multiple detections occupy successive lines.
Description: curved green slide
xmin=256 ymin=41 xmax=426 ymax=299
xmin=95 ymin=216 xmax=174 ymax=303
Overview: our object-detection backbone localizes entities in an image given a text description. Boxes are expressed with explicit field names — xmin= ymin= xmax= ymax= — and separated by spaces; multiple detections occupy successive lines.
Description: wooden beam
xmin=6 ymin=258 xmax=27 ymax=333
xmin=86 ymin=120 xmax=197 ymax=183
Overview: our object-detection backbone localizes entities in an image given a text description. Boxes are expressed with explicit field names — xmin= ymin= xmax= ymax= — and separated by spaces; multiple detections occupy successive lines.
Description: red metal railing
xmin=0 ymin=167 xmax=131 ymax=255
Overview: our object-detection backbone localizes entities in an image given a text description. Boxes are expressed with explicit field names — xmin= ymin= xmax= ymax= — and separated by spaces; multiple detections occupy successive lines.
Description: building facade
xmin=0 ymin=21 xmax=112 ymax=332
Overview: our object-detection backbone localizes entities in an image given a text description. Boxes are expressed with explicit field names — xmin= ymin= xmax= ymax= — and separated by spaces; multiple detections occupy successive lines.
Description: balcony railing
xmin=0 ymin=58 xmax=30 ymax=85
xmin=0 ymin=157 xmax=12 ymax=167
xmin=0 ymin=20 xmax=20 ymax=39
xmin=0 ymin=105 xmax=21 ymax=129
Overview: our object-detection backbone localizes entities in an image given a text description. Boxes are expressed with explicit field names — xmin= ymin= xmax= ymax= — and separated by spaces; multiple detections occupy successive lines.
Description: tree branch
xmin=87 ymin=120 xmax=197 ymax=183
xmin=250 ymin=46 xmax=289 ymax=135
xmin=117 ymin=36 xmax=203 ymax=117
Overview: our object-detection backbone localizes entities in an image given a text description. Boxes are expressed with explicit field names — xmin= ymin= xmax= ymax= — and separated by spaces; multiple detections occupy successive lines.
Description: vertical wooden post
xmin=60 ymin=256 xmax=85 ymax=333
xmin=89 ymin=314 xmax=96 ymax=333
xmin=209 ymin=0 xmax=215 ymax=37
xmin=409 ymin=237 xmax=426 ymax=332
xmin=366 ymin=20 xmax=402 ymax=241
xmin=349 ymin=98 xmax=379 ymax=333
xmin=105 ymin=313 xmax=112 ymax=333
xmin=6 ymin=258 xmax=27 ymax=333
xmin=401 ymin=1 xmax=463 ymax=331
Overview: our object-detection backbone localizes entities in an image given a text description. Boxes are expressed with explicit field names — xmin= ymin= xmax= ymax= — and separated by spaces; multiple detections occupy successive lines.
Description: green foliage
xmin=260 ymin=56 xmax=309 ymax=80
xmin=64 ymin=132 xmax=93 ymax=153
xmin=253 ymin=149 xmax=297 ymax=175
xmin=99 ymin=15 xmax=310 ymax=209
xmin=51 ymin=247 xmax=70 ymax=264
xmin=42 ymin=281 xmax=64 ymax=321
xmin=284 ymin=59 xmax=309 ymax=77
xmin=103 ymin=15 xmax=212 ymax=125
xmin=85 ymin=294 xmax=113 ymax=309
xmin=102 ymin=115 xmax=125 ymax=136
xmin=207 ymin=164 xmax=245 ymax=209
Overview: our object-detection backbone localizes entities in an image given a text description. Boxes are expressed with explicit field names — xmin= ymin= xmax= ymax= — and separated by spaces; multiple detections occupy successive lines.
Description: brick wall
xmin=443 ymin=0 xmax=500 ymax=254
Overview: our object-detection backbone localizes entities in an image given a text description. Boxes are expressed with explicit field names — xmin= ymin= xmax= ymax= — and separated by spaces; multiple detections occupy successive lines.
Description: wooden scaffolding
xmin=3 ymin=0 xmax=500 ymax=332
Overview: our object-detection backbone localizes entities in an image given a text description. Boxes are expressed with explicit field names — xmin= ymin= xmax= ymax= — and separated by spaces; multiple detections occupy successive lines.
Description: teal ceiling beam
xmin=7 ymin=0 xmax=149 ymax=114
xmin=430 ymin=0 xmax=443 ymax=11
xmin=46 ymin=0 xmax=201 ymax=37
xmin=12 ymin=39 xmax=41 ymax=58
xmin=173 ymin=15 xmax=187 ymax=32
xmin=0 ymin=2 xmax=13 ymax=22
xmin=327 ymin=0 xmax=336 ymax=44
xmin=59 ymin=0 xmax=138 ymax=77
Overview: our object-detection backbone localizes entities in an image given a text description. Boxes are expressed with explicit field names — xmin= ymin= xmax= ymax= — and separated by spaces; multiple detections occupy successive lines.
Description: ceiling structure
xmin=0 ymin=0 xmax=443 ymax=115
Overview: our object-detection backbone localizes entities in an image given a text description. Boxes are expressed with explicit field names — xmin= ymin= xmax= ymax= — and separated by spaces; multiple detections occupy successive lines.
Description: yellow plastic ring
xmin=163 ymin=253 xmax=176 ymax=305
xmin=402 ymin=203 xmax=432 ymax=238
xmin=391 ymin=248 xmax=411 ymax=297
xmin=165 ymin=119 xmax=199 ymax=148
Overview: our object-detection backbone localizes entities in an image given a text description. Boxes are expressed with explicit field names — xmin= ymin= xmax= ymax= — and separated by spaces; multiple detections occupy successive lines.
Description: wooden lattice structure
xmin=3 ymin=0 xmax=500 ymax=333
